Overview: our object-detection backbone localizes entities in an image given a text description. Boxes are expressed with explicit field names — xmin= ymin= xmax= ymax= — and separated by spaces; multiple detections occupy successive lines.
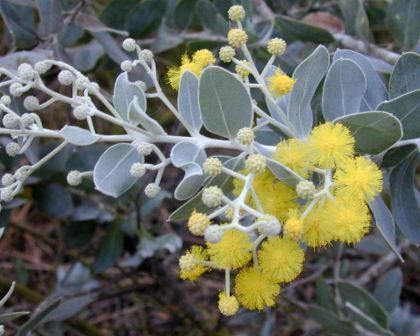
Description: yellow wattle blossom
xmin=267 ymin=69 xmax=295 ymax=97
xmin=303 ymin=202 xmax=334 ymax=248
xmin=284 ymin=209 xmax=304 ymax=241
xmin=235 ymin=267 xmax=280 ymax=310
xmin=258 ymin=237 xmax=305 ymax=283
xmin=179 ymin=246 xmax=209 ymax=281
xmin=334 ymin=156 xmax=383 ymax=202
xmin=233 ymin=170 xmax=298 ymax=221
xmin=326 ymin=195 xmax=370 ymax=244
xmin=308 ymin=123 xmax=355 ymax=169
xmin=207 ymin=229 xmax=252 ymax=269
xmin=167 ymin=49 xmax=215 ymax=90
xmin=187 ymin=210 xmax=210 ymax=236
xmin=272 ymin=138 xmax=313 ymax=178
xmin=218 ymin=293 xmax=239 ymax=316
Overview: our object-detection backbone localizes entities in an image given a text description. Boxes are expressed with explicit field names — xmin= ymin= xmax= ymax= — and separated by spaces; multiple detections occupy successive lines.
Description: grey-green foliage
xmin=178 ymin=71 xmax=202 ymax=133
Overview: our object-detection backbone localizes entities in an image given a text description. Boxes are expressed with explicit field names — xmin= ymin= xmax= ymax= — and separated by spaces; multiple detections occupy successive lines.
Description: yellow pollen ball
xmin=258 ymin=237 xmax=305 ymax=283
xmin=235 ymin=267 xmax=280 ymax=310
xmin=268 ymin=69 xmax=295 ymax=97
xmin=334 ymin=156 xmax=383 ymax=202
xmin=273 ymin=138 xmax=313 ymax=178
xmin=284 ymin=217 xmax=304 ymax=241
xmin=179 ymin=246 xmax=209 ymax=281
xmin=218 ymin=293 xmax=239 ymax=316
xmin=308 ymin=122 xmax=355 ymax=169
xmin=302 ymin=203 xmax=335 ymax=248
xmin=192 ymin=49 xmax=216 ymax=68
xmin=207 ymin=229 xmax=252 ymax=269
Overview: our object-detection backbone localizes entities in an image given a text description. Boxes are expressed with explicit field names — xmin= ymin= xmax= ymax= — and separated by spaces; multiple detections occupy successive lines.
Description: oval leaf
xmin=334 ymin=111 xmax=403 ymax=154
xmin=378 ymin=89 xmax=420 ymax=140
xmin=128 ymin=97 xmax=166 ymax=134
xmin=170 ymin=141 xmax=206 ymax=167
xmin=174 ymin=163 xmax=205 ymax=200
xmin=322 ymin=58 xmax=367 ymax=121
xmin=93 ymin=143 xmax=143 ymax=197
xmin=178 ymin=71 xmax=202 ymax=133
xmin=288 ymin=45 xmax=330 ymax=138
xmin=199 ymin=66 xmax=253 ymax=139
xmin=389 ymin=52 xmax=420 ymax=98
xmin=59 ymin=126 xmax=99 ymax=146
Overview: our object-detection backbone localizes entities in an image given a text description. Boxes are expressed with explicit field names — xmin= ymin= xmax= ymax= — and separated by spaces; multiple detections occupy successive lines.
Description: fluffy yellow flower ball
xmin=284 ymin=209 xmax=304 ymax=241
xmin=235 ymin=267 xmax=280 ymax=310
xmin=308 ymin=123 xmax=355 ymax=169
xmin=258 ymin=237 xmax=305 ymax=283
xmin=334 ymin=156 xmax=383 ymax=202
xmin=268 ymin=69 xmax=295 ymax=97
xmin=179 ymin=246 xmax=209 ymax=281
xmin=302 ymin=203 xmax=334 ymax=248
xmin=273 ymin=138 xmax=313 ymax=178
xmin=207 ymin=229 xmax=252 ymax=269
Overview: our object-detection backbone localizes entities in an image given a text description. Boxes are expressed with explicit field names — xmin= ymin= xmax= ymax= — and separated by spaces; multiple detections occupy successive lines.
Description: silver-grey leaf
xmin=59 ymin=126 xmax=99 ymax=146
xmin=128 ymin=97 xmax=166 ymax=135
xmin=178 ymin=71 xmax=202 ymax=133
xmin=174 ymin=162 xmax=206 ymax=200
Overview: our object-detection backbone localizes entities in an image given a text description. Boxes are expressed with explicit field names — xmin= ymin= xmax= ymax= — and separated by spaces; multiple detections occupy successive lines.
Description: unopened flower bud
xmin=188 ymin=211 xmax=210 ymax=236
xmin=0 ymin=188 xmax=14 ymax=202
xmin=235 ymin=60 xmax=251 ymax=78
xmin=267 ymin=38 xmax=287 ymax=56
xmin=296 ymin=180 xmax=316 ymax=199
xmin=145 ymin=183 xmax=160 ymax=198
xmin=14 ymin=166 xmax=31 ymax=181
xmin=122 ymin=38 xmax=137 ymax=52
xmin=219 ymin=46 xmax=235 ymax=63
xmin=6 ymin=142 xmax=20 ymax=157
xmin=227 ymin=29 xmax=248 ymax=48
xmin=202 ymin=186 xmax=223 ymax=207
xmin=245 ymin=154 xmax=266 ymax=174
xmin=34 ymin=61 xmax=52 ymax=74
xmin=0 ymin=95 xmax=11 ymax=106
xmin=236 ymin=127 xmax=254 ymax=145
xmin=258 ymin=214 xmax=281 ymax=236
xmin=228 ymin=5 xmax=245 ymax=22
xmin=73 ymin=105 xmax=89 ymax=120
xmin=20 ymin=113 xmax=35 ymax=128
xmin=1 ymin=173 xmax=15 ymax=187
xmin=141 ymin=49 xmax=154 ymax=63
xmin=67 ymin=170 xmax=82 ymax=186
xmin=204 ymin=225 xmax=223 ymax=243
xmin=58 ymin=70 xmax=75 ymax=86
xmin=179 ymin=253 xmax=196 ymax=272
xmin=203 ymin=157 xmax=223 ymax=176
xmin=120 ymin=60 xmax=133 ymax=72
xmin=23 ymin=96 xmax=39 ymax=111
xmin=130 ymin=162 xmax=146 ymax=178
xmin=9 ymin=83 xmax=23 ymax=97
xmin=17 ymin=63 xmax=34 ymax=81
xmin=2 ymin=114 xmax=19 ymax=129
xmin=136 ymin=142 xmax=153 ymax=156
xmin=218 ymin=293 xmax=239 ymax=316
xmin=75 ymin=77 xmax=89 ymax=90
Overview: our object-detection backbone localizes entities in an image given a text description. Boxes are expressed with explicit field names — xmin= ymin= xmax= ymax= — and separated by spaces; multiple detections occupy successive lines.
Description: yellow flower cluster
xmin=167 ymin=49 xmax=215 ymax=90
xmin=267 ymin=68 xmax=295 ymax=97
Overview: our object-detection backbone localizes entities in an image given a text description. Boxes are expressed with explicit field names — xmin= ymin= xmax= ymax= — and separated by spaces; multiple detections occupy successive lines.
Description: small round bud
xmin=219 ymin=46 xmax=235 ymax=63
xmin=5 ymin=142 xmax=20 ymax=157
xmin=296 ymin=180 xmax=316 ymax=199
xmin=284 ymin=217 xmax=303 ymax=241
xmin=140 ymin=49 xmax=154 ymax=63
xmin=120 ymin=60 xmax=133 ymax=72
xmin=34 ymin=61 xmax=52 ymax=75
xmin=202 ymin=186 xmax=223 ymax=208
xmin=2 ymin=114 xmax=19 ymax=129
xmin=188 ymin=211 xmax=210 ymax=236
xmin=258 ymin=214 xmax=281 ymax=236
xmin=67 ymin=170 xmax=82 ymax=186
xmin=245 ymin=154 xmax=266 ymax=174
xmin=72 ymin=105 xmax=89 ymax=120
xmin=236 ymin=127 xmax=254 ymax=145
xmin=14 ymin=166 xmax=31 ymax=182
xmin=9 ymin=83 xmax=23 ymax=97
xmin=1 ymin=173 xmax=15 ymax=187
xmin=23 ymin=95 xmax=39 ymax=111
xmin=0 ymin=95 xmax=11 ymax=106
xmin=235 ymin=60 xmax=251 ymax=78
xmin=267 ymin=38 xmax=287 ymax=56
xmin=136 ymin=142 xmax=153 ymax=156
xmin=145 ymin=183 xmax=160 ymax=198
xmin=58 ymin=70 xmax=75 ymax=86
xmin=203 ymin=157 xmax=223 ymax=176
xmin=0 ymin=188 xmax=14 ymax=202
xmin=228 ymin=5 xmax=245 ymax=22
xmin=130 ymin=162 xmax=146 ymax=178
xmin=227 ymin=29 xmax=248 ymax=48
xmin=20 ymin=113 xmax=35 ymax=128
xmin=122 ymin=38 xmax=137 ymax=52
xmin=179 ymin=253 xmax=196 ymax=272
xmin=204 ymin=225 xmax=223 ymax=243
xmin=75 ymin=77 xmax=89 ymax=90
xmin=17 ymin=63 xmax=34 ymax=81
xmin=218 ymin=293 xmax=239 ymax=316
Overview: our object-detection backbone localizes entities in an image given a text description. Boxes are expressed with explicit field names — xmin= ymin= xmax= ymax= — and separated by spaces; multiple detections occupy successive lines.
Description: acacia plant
xmin=0 ymin=3 xmax=418 ymax=332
